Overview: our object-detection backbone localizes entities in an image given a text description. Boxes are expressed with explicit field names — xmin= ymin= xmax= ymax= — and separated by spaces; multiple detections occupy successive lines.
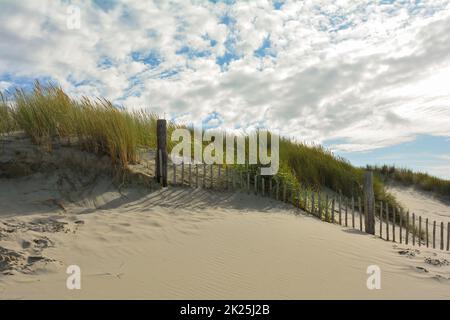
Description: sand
xmin=387 ymin=184 xmax=450 ymax=224
xmin=1 ymin=171 xmax=450 ymax=299
xmin=1 ymin=134 xmax=450 ymax=299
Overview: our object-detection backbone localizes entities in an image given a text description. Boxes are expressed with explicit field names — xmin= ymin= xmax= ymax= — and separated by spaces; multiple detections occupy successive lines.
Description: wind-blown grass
xmin=6 ymin=82 xmax=182 ymax=167
xmin=371 ymin=165 xmax=450 ymax=197
xmin=0 ymin=92 xmax=16 ymax=134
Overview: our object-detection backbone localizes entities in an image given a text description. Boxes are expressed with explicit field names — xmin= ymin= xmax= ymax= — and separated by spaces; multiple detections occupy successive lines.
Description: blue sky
xmin=1 ymin=0 xmax=450 ymax=179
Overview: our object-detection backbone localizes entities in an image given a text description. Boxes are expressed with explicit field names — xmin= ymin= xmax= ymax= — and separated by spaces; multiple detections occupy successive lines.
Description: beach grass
xmin=372 ymin=165 xmax=450 ymax=198
xmin=6 ymin=82 xmax=184 ymax=167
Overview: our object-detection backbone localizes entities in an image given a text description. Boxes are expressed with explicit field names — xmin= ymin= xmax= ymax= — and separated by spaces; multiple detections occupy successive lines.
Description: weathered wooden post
xmin=433 ymin=220 xmax=436 ymax=249
xmin=447 ymin=222 xmax=450 ymax=251
xmin=210 ymin=165 xmax=213 ymax=189
xmin=399 ymin=210 xmax=403 ymax=244
xmin=173 ymin=163 xmax=176 ymax=185
xmin=441 ymin=222 xmax=444 ymax=250
xmin=345 ymin=198 xmax=348 ymax=227
xmin=189 ymin=163 xmax=192 ymax=187
xmin=426 ymin=218 xmax=429 ymax=248
xmin=418 ymin=216 xmax=422 ymax=247
xmin=203 ymin=163 xmax=206 ymax=188
xmin=351 ymin=196 xmax=355 ymax=228
xmin=318 ymin=191 xmax=322 ymax=220
xmin=195 ymin=164 xmax=199 ymax=188
xmin=412 ymin=213 xmax=416 ymax=246
xmin=364 ymin=171 xmax=375 ymax=235
xmin=386 ymin=203 xmax=390 ymax=241
xmin=338 ymin=194 xmax=342 ymax=225
xmin=156 ymin=119 xmax=168 ymax=187
xmin=331 ymin=197 xmax=335 ymax=223
xmin=261 ymin=177 xmax=265 ymax=197
xmin=181 ymin=162 xmax=185 ymax=185
xmin=359 ymin=197 xmax=363 ymax=231
xmin=379 ymin=202 xmax=383 ymax=238
xmin=392 ymin=207 xmax=396 ymax=243
xmin=405 ymin=212 xmax=409 ymax=245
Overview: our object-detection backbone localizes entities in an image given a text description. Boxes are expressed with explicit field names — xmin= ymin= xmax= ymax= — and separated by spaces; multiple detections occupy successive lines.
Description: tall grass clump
xmin=9 ymin=82 xmax=171 ymax=167
xmin=0 ymin=92 xmax=16 ymax=134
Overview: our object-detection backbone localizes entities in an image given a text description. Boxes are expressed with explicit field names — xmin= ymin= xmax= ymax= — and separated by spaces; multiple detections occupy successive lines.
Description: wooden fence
xmin=160 ymin=162 xmax=450 ymax=252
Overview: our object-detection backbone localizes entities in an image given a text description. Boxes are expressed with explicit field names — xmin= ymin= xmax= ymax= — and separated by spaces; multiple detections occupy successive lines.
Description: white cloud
xmin=1 ymin=0 xmax=450 ymax=153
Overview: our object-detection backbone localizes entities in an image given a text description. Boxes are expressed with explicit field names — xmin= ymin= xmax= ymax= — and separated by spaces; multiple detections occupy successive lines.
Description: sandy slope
xmin=387 ymin=184 xmax=450 ymax=224
xmin=1 ymin=170 xmax=450 ymax=299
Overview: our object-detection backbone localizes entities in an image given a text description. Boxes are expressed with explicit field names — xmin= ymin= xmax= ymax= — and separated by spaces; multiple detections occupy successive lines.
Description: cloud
xmin=1 ymin=0 xmax=450 ymax=153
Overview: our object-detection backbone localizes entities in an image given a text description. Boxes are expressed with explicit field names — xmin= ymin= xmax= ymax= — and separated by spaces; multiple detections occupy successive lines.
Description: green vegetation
xmin=371 ymin=165 xmax=450 ymax=198
xmin=0 ymin=92 xmax=16 ymax=134
xmin=2 ymin=82 xmax=181 ymax=167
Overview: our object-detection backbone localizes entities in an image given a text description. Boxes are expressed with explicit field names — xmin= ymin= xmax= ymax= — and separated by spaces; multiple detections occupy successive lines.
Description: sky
xmin=1 ymin=0 xmax=450 ymax=178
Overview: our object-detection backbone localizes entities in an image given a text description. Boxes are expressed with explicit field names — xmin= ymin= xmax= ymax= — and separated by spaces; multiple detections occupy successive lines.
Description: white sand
xmin=1 ymin=171 xmax=450 ymax=299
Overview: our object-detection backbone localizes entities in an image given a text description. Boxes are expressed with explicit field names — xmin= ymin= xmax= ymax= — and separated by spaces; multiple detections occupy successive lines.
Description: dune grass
xmin=371 ymin=165 xmax=450 ymax=198
xmin=5 ymin=82 xmax=182 ymax=167
xmin=0 ymin=92 xmax=16 ymax=134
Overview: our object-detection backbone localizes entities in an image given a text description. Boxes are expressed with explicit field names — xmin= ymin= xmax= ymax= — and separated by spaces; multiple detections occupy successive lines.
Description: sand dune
xmin=1 ymin=169 xmax=450 ymax=299
xmin=387 ymin=184 xmax=450 ymax=224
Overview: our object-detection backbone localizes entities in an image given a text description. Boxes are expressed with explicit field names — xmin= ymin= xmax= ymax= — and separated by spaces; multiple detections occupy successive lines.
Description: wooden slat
xmin=433 ymin=221 xmax=436 ymax=249
xmin=379 ymin=201 xmax=383 ymax=238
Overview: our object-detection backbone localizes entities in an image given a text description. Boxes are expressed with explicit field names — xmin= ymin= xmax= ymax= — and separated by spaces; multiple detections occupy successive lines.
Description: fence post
xmin=345 ymin=198 xmax=348 ymax=227
xmin=364 ymin=171 xmax=375 ymax=235
xmin=173 ymin=163 xmax=176 ymax=185
xmin=412 ymin=213 xmax=416 ymax=246
xmin=325 ymin=194 xmax=329 ymax=222
xmin=331 ymin=197 xmax=335 ymax=223
xmin=189 ymin=163 xmax=192 ymax=187
xmin=203 ymin=164 xmax=206 ymax=188
xmin=447 ymin=222 xmax=450 ymax=251
xmin=380 ymin=202 xmax=383 ymax=238
xmin=304 ymin=189 xmax=308 ymax=211
xmin=351 ymin=196 xmax=355 ymax=228
xmin=247 ymin=172 xmax=250 ymax=194
xmin=399 ymin=209 xmax=403 ymax=244
xmin=262 ymin=177 xmax=265 ymax=196
xmin=210 ymin=165 xmax=213 ymax=189
xmin=311 ymin=192 xmax=315 ymax=215
xmin=405 ymin=212 xmax=409 ymax=245
xmin=181 ymin=162 xmax=184 ymax=185
xmin=318 ymin=192 xmax=322 ymax=220
xmin=392 ymin=206 xmax=396 ymax=243
xmin=386 ymin=203 xmax=390 ymax=241
xmin=418 ymin=216 xmax=422 ymax=247
xmin=338 ymin=194 xmax=342 ymax=225
xmin=441 ymin=222 xmax=444 ymax=250
xmin=359 ymin=197 xmax=362 ymax=231
xmin=195 ymin=164 xmax=199 ymax=188
xmin=269 ymin=178 xmax=273 ymax=197
xmin=433 ymin=221 xmax=436 ymax=249
xmin=276 ymin=179 xmax=279 ymax=201
xmin=254 ymin=175 xmax=258 ymax=195
xmin=426 ymin=218 xmax=429 ymax=248
xmin=156 ymin=119 xmax=168 ymax=187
